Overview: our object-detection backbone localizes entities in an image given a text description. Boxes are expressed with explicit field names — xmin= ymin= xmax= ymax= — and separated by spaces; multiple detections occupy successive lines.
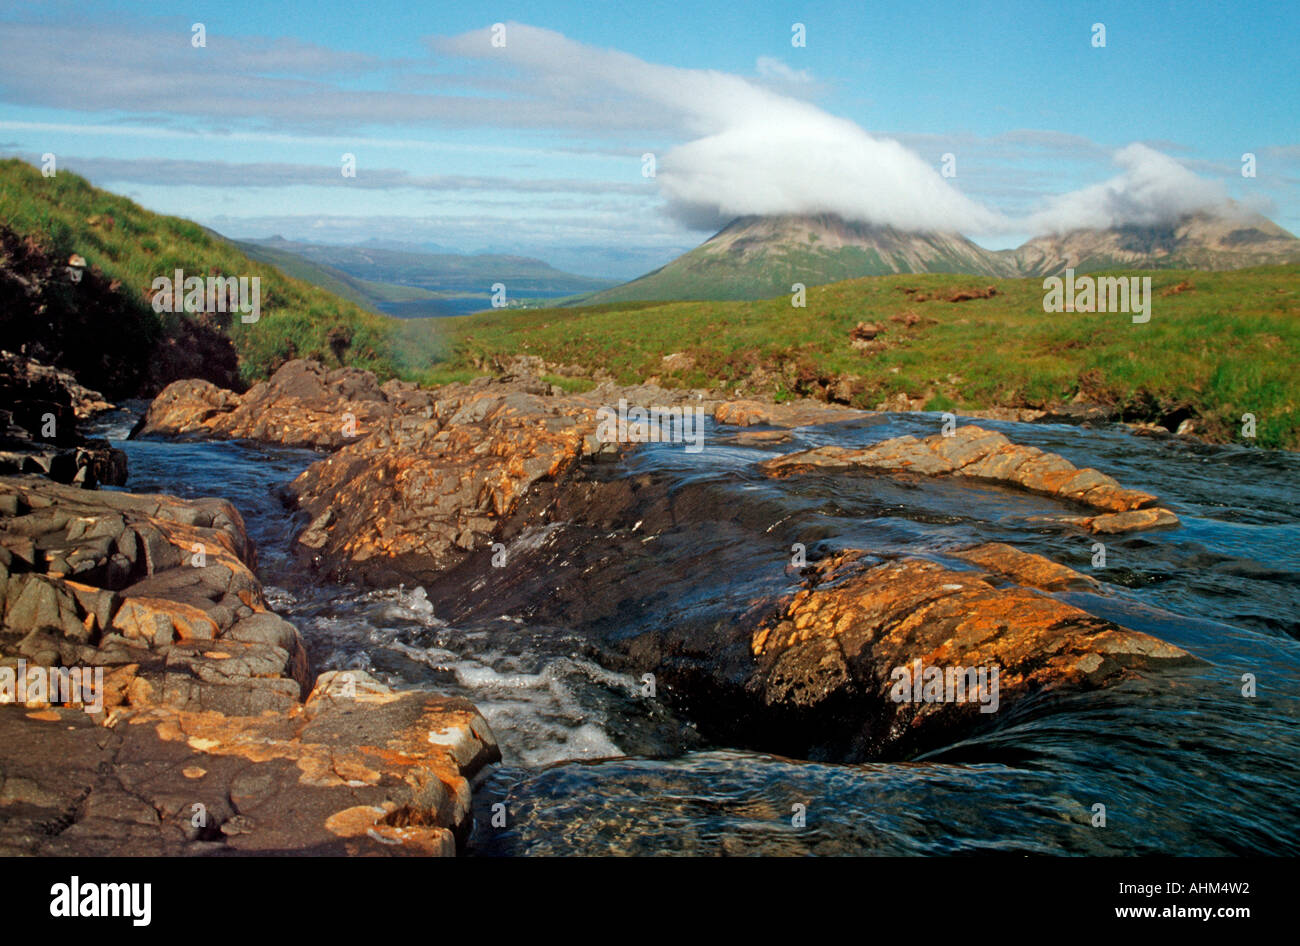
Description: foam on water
xmin=269 ymin=581 xmax=633 ymax=766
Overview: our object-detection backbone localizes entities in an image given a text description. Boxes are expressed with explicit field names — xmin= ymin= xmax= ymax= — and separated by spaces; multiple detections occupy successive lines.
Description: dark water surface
xmin=94 ymin=407 xmax=1300 ymax=856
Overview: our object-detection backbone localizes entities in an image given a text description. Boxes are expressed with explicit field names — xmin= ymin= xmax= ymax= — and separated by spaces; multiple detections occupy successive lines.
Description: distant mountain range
xmin=575 ymin=208 xmax=1300 ymax=305
xmin=233 ymin=236 xmax=615 ymax=317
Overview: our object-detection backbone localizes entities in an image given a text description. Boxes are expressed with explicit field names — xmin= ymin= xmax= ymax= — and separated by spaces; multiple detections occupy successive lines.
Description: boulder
xmin=714 ymin=398 xmax=865 ymax=428
xmin=287 ymin=381 xmax=607 ymax=583
xmin=740 ymin=550 xmax=1194 ymax=759
xmin=0 ymin=350 xmax=126 ymax=488
xmin=849 ymin=322 xmax=883 ymax=351
xmin=133 ymin=359 xmax=402 ymax=451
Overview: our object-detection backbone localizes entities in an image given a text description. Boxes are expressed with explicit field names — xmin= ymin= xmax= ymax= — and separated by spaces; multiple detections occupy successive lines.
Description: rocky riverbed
xmin=1 ymin=351 xmax=125 ymax=487
xmin=3 ymin=358 xmax=1297 ymax=855
xmin=0 ymin=473 xmax=497 ymax=855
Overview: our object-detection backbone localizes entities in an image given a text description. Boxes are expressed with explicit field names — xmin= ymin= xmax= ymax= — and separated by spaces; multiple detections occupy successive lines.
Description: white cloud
xmin=440 ymin=25 xmax=1242 ymax=236
xmin=1026 ymin=144 xmax=1233 ymax=233
xmin=438 ymin=24 xmax=1007 ymax=234
xmin=658 ymin=118 xmax=1007 ymax=232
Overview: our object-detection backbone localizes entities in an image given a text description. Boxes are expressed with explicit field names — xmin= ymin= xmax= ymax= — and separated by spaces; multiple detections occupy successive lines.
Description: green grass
xmin=0 ymin=158 xmax=403 ymax=386
xmin=438 ymin=268 xmax=1300 ymax=448
xmin=5 ymin=158 xmax=1296 ymax=447
xmin=923 ymin=393 xmax=958 ymax=413
xmin=541 ymin=373 xmax=596 ymax=394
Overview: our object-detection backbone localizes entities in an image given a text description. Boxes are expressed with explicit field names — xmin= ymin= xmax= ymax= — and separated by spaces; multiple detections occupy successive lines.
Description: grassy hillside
xmin=0 ymin=158 xmax=402 ymax=387
xmin=443 ymin=266 xmax=1300 ymax=448
xmin=572 ymin=215 xmax=1013 ymax=306
xmin=227 ymin=235 xmax=382 ymax=309
xmin=574 ymin=245 xmax=907 ymax=305
xmin=575 ymin=241 xmax=989 ymax=307
xmin=229 ymin=236 xmax=447 ymax=312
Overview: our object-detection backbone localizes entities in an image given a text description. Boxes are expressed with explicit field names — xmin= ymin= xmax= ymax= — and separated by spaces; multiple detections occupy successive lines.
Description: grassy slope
xmin=229 ymin=236 xmax=446 ymax=309
xmin=443 ymin=268 xmax=1300 ymax=448
xmin=228 ymin=237 xmax=378 ymax=308
xmin=0 ymin=158 xmax=401 ymax=384
xmin=575 ymin=245 xmax=912 ymax=306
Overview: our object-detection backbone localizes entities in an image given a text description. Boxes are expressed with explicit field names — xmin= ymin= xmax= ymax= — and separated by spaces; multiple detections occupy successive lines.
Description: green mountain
xmin=226 ymin=235 xmax=444 ymax=313
xmin=574 ymin=214 xmax=1015 ymax=305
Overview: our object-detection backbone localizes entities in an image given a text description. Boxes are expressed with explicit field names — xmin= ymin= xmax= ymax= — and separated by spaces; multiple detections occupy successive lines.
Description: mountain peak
xmin=1013 ymin=207 xmax=1300 ymax=276
xmin=575 ymin=206 xmax=1300 ymax=305
xmin=576 ymin=212 xmax=1009 ymax=305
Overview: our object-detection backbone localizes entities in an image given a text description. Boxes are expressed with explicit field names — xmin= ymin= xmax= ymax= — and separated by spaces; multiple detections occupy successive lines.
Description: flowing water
xmin=92 ymin=406 xmax=1300 ymax=856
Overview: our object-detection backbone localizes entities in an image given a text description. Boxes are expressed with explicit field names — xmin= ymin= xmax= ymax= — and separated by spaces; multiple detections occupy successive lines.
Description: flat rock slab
xmin=952 ymin=542 xmax=1101 ymax=592
xmin=760 ymin=424 xmax=1179 ymax=533
xmin=714 ymin=398 xmax=867 ymax=429
xmin=0 ymin=670 xmax=498 ymax=856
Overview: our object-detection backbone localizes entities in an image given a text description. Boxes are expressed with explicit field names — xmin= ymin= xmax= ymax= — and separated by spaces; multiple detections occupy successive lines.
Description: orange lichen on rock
xmin=714 ymin=399 xmax=864 ymax=428
xmin=744 ymin=550 xmax=1193 ymax=757
xmin=288 ymin=383 xmax=602 ymax=577
xmin=0 ymin=476 xmax=501 ymax=856
xmin=760 ymin=424 xmax=1178 ymax=532
xmin=135 ymin=360 xmax=399 ymax=451
xmin=952 ymin=542 xmax=1100 ymax=591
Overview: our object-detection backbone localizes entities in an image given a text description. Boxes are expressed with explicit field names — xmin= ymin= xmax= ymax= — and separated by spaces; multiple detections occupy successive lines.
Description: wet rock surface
xmin=0 ymin=351 xmax=126 ymax=488
xmin=0 ymin=475 xmax=499 ymax=855
xmin=140 ymin=360 xmax=714 ymax=585
xmin=128 ymin=363 xmax=1200 ymax=771
xmin=760 ymin=423 xmax=1180 ymax=532
xmin=287 ymin=379 xmax=610 ymax=584
xmin=951 ymin=541 xmax=1100 ymax=592
xmin=133 ymin=358 xmax=399 ymax=451
xmin=409 ymin=469 xmax=1196 ymax=763
xmin=741 ymin=550 xmax=1193 ymax=759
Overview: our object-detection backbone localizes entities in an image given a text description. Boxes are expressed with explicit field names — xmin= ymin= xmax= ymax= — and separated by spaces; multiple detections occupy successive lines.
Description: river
xmin=92 ymin=406 xmax=1300 ymax=856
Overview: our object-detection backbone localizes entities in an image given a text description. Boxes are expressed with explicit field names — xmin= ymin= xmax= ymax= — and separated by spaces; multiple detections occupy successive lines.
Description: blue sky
xmin=1 ymin=0 xmax=1296 ymax=278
